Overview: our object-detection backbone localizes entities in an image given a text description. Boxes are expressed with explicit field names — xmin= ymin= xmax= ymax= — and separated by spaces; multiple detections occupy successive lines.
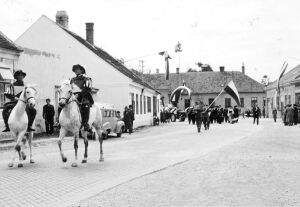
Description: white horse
xmin=58 ymin=80 xmax=104 ymax=167
xmin=8 ymin=86 xmax=37 ymax=168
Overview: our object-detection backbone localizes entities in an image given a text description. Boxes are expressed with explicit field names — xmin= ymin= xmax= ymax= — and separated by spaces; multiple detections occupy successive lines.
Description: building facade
xmin=265 ymin=65 xmax=300 ymax=118
xmin=144 ymin=67 xmax=265 ymax=111
xmin=14 ymin=12 xmax=159 ymax=132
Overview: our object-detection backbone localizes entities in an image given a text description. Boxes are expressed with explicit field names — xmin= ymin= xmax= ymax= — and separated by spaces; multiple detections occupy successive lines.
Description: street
xmin=0 ymin=118 xmax=299 ymax=207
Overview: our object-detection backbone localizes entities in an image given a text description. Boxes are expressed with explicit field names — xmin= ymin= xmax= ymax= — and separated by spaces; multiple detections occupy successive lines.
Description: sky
xmin=1 ymin=0 xmax=300 ymax=82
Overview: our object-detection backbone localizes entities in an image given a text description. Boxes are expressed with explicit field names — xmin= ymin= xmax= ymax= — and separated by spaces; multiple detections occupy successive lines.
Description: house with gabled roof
xmin=144 ymin=66 xmax=265 ymax=112
xmin=265 ymin=64 xmax=300 ymax=118
xmin=14 ymin=11 xmax=160 ymax=132
xmin=0 ymin=31 xmax=22 ymax=108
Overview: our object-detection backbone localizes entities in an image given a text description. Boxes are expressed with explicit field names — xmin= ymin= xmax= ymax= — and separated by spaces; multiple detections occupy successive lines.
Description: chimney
xmin=156 ymin=69 xmax=159 ymax=74
xmin=242 ymin=62 xmax=245 ymax=74
xmin=56 ymin=11 xmax=69 ymax=29
xmin=219 ymin=66 xmax=225 ymax=72
xmin=176 ymin=67 xmax=180 ymax=74
xmin=86 ymin=22 xmax=94 ymax=45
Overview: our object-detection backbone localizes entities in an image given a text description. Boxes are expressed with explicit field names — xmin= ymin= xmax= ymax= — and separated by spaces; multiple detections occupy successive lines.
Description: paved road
xmin=0 ymin=119 xmax=260 ymax=207
xmin=77 ymin=119 xmax=300 ymax=207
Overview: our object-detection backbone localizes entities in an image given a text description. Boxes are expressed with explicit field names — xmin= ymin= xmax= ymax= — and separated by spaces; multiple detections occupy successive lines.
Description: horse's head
xmin=23 ymin=85 xmax=37 ymax=108
xmin=58 ymin=80 xmax=74 ymax=108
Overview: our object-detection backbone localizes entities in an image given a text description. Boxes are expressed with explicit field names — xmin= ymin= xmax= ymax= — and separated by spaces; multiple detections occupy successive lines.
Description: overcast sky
xmin=1 ymin=0 xmax=300 ymax=82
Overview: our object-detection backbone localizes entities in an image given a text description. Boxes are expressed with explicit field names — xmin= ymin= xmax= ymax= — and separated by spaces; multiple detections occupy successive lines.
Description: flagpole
xmin=207 ymin=88 xmax=224 ymax=109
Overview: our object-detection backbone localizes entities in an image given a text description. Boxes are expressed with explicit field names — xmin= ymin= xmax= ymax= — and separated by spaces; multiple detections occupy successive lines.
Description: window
xmin=263 ymin=97 xmax=266 ymax=107
xmin=225 ymin=98 xmax=231 ymax=108
xmin=288 ymin=95 xmax=291 ymax=105
xmin=140 ymin=95 xmax=143 ymax=114
xmin=0 ymin=82 xmax=10 ymax=108
xmin=136 ymin=94 xmax=139 ymax=114
xmin=147 ymin=96 xmax=151 ymax=113
xmin=240 ymin=98 xmax=244 ymax=107
xmin=184 ymin=99 xmax=190 ymax=109
xmin=208 ymin=98 xmax=215 ymax=106
xmin=153 ymin=96 xmax=157 ymax=115
xmin=144 ymin=96 xmax=146 ymax=114
xmin=284 ymin=95 xmax=288 ymax=106
xmin=251 ymin=97 xmax=257 ymax=107
xmin=130 ymin=93 xmax=135 ymax=113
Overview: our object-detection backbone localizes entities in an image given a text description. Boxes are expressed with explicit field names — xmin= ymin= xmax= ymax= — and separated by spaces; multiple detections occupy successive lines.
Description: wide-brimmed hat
xmin=72 ymin=64 xmax=86 ymax=74
xmin=14 ymin=70 xmax=26 ymax=79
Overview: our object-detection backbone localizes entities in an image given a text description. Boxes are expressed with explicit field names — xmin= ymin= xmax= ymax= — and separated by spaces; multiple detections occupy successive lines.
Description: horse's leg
xmin=58 ymin=128 xmax=68 ymax=163
xmin=16 ymin=131 xmax=26 ymax=168
xmin=95 ymin=128 xmax=104 ymax=162
xmin=20 ymin=134 xmax=27 ymax=161
xmin=71 ymin=132 xmax=79 ymax=167
xmin=28 ymin=132 xmax=35 ymax=163
xmin=8 ymin=132 xmax=18 ymax=168
xmin=81 ymin=130 xmax=88 ymax=163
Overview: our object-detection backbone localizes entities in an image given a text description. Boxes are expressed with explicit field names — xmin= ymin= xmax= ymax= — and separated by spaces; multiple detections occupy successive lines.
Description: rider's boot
xmin=81 ymin=104 xmax=92 ymax=133
xmin=26 ymin=107 xmax=36 ymax=132
xmin=2 ymin=106 xmax=10 ymax=132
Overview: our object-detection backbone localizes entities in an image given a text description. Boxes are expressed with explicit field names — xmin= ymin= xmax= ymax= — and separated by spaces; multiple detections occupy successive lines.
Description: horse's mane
xmin=25 ymin=84 xmax=37 ymax=92
xmin=61 ymin=79 xmax=71 ymax=87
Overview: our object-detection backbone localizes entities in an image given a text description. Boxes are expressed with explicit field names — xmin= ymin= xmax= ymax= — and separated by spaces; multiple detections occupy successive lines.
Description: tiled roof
xmin=60 ymin=27 xmax=156 ymax=92
xmin=0 ymin=30 xmax=22 ymax=52
xmin=144 ymin=71 xmax=265 ymax=94
xmin=267 ymin=65 xmax=300 ymax=89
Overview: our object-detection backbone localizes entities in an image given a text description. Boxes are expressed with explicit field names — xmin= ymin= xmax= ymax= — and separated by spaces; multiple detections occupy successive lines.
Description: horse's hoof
xmin=62 ymin=157 xmax=67 ymax=163
xmin=18 ymin=163 xmax=23 ymax=168
xmin=99 ymin=158 xmax=104 ymax=162
xmin=21 ymin=152 xmax=26 ymax=160
xmin=8 ymin=163 xmax=14 ymax=168
xmin=71 ymin=162 xmax=78 ymax=167
xmin=81 ymin=159 xmax=87 ymax=164
xmin=30 ymin=159 xmax=35 ymax=164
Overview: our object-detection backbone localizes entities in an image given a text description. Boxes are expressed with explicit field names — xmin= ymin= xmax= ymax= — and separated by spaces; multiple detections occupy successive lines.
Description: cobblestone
xmin=0 ymin=120 xmax=259 ymax=207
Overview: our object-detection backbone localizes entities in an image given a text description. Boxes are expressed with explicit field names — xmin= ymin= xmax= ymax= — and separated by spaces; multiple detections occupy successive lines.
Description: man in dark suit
xmin=252 ymin=103 xmax=261 ymax=125
xmin=43 ymin=98 xmax=55 ymax=134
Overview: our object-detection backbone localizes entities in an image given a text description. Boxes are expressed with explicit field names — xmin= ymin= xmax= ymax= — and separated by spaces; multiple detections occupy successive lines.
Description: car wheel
xmin=117 ymin=132 xmax=122 ymax=138
xmin=171 ymin=114 xmax=176 ymax=122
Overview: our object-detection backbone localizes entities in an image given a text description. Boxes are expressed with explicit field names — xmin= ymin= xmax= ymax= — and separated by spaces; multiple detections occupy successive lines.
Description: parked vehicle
xmin=95 ymin=103 xmax=125 ymax=138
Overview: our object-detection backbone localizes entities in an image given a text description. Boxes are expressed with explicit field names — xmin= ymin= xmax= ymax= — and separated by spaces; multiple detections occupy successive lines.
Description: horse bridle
xmin=19 ymin=87 xmax=35 ymax=104
xmin=59 ymin=90 xmax=76 ymax=105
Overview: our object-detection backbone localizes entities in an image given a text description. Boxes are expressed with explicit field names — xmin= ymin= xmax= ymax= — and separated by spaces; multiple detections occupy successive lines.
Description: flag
xmin=159 ymin=51 xmax=171 ymax=80
xmin=224 ymin=80 xmax=241 ymax=106
xmin=276 ymin=61 xmax=288 ymax=94
xmin=170 ymin=85 xmax=192 ymax=107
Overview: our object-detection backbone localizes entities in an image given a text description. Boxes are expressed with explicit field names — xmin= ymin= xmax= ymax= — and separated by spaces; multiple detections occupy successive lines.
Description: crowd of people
xmin=280 ymin=104 xmax=300 ymax=126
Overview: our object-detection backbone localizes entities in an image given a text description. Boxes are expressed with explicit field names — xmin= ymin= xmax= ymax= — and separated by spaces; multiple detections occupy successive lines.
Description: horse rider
xmin=70 ymin=64 xmax=94 ymax=132
xmin=2 ymin=70 xmax=36 ymax=132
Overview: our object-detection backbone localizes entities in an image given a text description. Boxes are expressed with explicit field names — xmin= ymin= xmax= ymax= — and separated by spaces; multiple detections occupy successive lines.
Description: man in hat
xmin=70 ymin=64 xmax=94 ymax=132
xmin=43 ymin=98 xmax=55 ymax=134
xmin=2 ymin=70 xmax=36 ymax=132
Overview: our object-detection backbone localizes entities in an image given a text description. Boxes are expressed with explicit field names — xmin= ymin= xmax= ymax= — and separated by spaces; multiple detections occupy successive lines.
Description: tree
xmin=195 ymin=62 xmax=213 ymax=72
xmin=187 ymin=68 xmax=197 ymax=72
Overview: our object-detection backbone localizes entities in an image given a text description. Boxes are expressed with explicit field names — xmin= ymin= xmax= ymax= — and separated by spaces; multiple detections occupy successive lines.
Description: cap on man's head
xmin=46 ymin=98 xmax=50 ymax=102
